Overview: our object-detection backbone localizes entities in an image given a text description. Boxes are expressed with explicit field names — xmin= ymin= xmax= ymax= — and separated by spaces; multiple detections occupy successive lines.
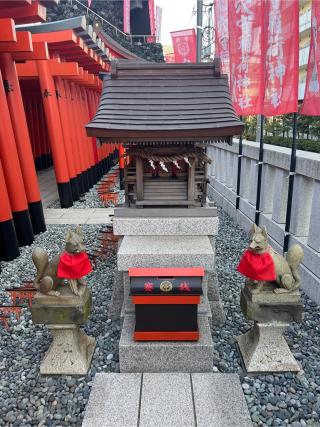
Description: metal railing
xmin=71 ymin=0 xmax=159 ymax=44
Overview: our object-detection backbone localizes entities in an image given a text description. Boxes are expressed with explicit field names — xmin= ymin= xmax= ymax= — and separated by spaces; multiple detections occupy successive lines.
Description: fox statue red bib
xmin=237 ymin=249 xmax=276 ymax=281
xmin=58 ymin=252 xmax=92 ymax=279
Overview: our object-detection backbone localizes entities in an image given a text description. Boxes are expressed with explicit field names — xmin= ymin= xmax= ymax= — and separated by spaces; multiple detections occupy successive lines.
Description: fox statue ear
xmin=261 ymin=225 xmax=268 ymax=238
xmin=65 ymin=229 xmax=72 ymax=241
xmin=75 ymin=225 xmax=83 ymax=239
xmin=249 ymin=223 xmax=258 ymax=238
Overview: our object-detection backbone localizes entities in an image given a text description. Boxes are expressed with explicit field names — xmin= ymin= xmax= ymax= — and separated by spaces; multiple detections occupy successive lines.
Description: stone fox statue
xmin=238 ymin=224 xmax=304 ymax=293
xmin=32 ymin=226 xmax=90 ymax=296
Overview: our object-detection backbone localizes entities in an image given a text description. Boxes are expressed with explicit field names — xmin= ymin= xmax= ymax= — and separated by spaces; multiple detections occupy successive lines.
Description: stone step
xmin=82 ymin=373 xmax=252 ymax=427
xmin=144 ymin=182 xmax=187 ymax=186
xmin=143 ymin=195 xmax=187 ymax=200
xmin=117 ymin=235 xmax=215 ymax=271
xmin=113 ymin=216 xmax=219 ymax=236
xmin=119 ymin=315 xmax=214 ymax=373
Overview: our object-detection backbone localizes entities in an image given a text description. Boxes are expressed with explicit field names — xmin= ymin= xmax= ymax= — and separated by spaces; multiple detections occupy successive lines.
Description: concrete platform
xmin=82 ymin=373 xmax=252 ymax=427
xmin=108 ymin=271 xmax=124 ymax=320
xmin=37 ymin=167 xmax=59 ymax=208
xmin=119 ymin=315 xmax=214 ymax=373
xmin=117 ymin=235 xmax=215 ymax=271
xmin=114 ymin=206 xmax=218 ymax=217
xmin=113 ymin=216 xmax=219 ymax=236
xmin=44 ymin=208 xmax=114 ymax=224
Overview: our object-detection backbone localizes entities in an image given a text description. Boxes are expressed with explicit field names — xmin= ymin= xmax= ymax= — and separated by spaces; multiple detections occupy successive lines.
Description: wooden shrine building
xmin=86 ymin=61 xmax=243 ymax=208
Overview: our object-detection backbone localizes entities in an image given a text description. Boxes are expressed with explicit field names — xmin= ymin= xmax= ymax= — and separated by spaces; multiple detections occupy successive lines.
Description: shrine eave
xmin=86 ymin=126 xmax=239 ymax=144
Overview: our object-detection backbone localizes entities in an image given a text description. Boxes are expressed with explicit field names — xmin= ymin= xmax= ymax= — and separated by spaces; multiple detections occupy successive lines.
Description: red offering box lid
xmin=128 ymin=267 xmax=205 ymax=277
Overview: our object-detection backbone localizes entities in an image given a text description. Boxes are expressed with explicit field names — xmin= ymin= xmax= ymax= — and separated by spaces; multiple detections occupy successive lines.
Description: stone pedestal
xmin=31 ymin=286 xmax=96 ymax=375
xmin=120 ymin=315 xmax=213 ymax=373
xmin=40 ymin=324 xmax=96 ymax=375
xmin=237 ymin=322 xmax=300 ymax=373
xmin=237 ymin=284 xmax=303 ymax=373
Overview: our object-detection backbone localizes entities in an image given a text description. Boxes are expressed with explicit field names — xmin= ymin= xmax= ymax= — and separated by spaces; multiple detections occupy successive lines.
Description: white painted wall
xmin=207 ymin=139 xmax=320 ymax=304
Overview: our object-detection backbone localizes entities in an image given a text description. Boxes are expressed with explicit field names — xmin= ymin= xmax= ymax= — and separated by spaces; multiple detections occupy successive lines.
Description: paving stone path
xmin=44 ymin=208 xmax=114 ymax=224
xmin=82 ymin=372 xmax=252 ymax=427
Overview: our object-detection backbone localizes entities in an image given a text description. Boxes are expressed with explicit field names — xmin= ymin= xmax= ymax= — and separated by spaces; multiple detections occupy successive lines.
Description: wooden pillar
xmin=55 ymin=76 xmax=80 ymax=201
xmin=87 ymin=88 xmax=102 ymax=180
xmin=79 ymin=85 xmax=96 ymax=185
xmin=84 ymin=87 xmax=99 ymax=183
xmin=32 ymin=100 xmax=44 ymax=170
xmin=36 ymin=60 xmax=73 ymax=208
xmin=119 ymin=144 xmax=125 ymax=189
xmin=24 ymin=98 xmax=36 ymax=166
xmin=188 ymin=159 xmax=196 ymax=206
xmin=76 ymin=84 xmax=94 ymax=187
xmin=136 ymin=156 xmax=144 ymax=204
xmin=0 ymin=160 xmax=20 ymax=260
xmin=0 ymin=70 xmax=34 ymax=245
xmin=37 ymin=96 xmax=50 ymax=169
xmin=63 ymin=80 xmax=86 ymax=194
xmin=70 ymin=82 xmax=90 ymax=192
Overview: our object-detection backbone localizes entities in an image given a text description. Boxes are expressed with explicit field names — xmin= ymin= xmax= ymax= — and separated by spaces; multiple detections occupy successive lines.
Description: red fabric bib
xmin=237 ymin=249 xmax=276 ymax=281
xmin=58 ymin=252 xmax=92 ymax=279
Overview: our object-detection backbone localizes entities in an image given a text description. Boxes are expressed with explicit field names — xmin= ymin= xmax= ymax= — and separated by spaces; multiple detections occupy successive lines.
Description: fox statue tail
xmin=32 ymin=247 xmax=49 ymax=289
xmin=287 ymin=244 xmax=304 ymax=290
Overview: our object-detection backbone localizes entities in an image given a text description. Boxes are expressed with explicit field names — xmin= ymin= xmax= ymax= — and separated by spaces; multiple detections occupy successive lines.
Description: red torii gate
xmin=0 ymin=0 xmax=57 ymax=260
xmin=0 ymin=18 xmax=49 ymax=257
xmin=15 ymin=25 xmax=107 ymax=206
xmin=0 ymin=8 xmax=142 ymax=262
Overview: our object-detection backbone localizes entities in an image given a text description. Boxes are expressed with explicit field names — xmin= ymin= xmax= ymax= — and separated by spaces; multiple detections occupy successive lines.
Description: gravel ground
xmin=0 ymin=209 xmax=319 ymax=426
xmin=47 ymin=166 xmax=124 ymax=209
xmin=0 ymin=225 xmax=121 ymax=426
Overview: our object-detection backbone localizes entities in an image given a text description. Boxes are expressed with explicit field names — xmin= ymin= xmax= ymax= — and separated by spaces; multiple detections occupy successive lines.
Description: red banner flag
xmin=171 ymin=29 xmax=196 ymax=63
xmin=301 ymin=0 xmax=320 ymax=116
xmin=228 ymin=0 xmax=265 ymax=115
xmin=123 ymin=0 xmax=130 ymax=34
xmin=214 ymin=0 xmax=229 ymax=74
xmin=148 ymin=0 xmax=155 ymax=36
xmin=263 ymin=0 xmax=299 ymax=116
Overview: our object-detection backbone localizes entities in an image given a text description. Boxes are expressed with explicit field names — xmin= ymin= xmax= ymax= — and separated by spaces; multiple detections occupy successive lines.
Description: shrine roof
xmin=86 ymin=60 xmax=244 ymax=143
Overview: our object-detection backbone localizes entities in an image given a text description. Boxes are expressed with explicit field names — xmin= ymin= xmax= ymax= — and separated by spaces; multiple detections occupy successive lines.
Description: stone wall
xmin=207 ymin=140 xmax=320 ymax=304
xmin=46 ymin=0 xmax=164 ymax=62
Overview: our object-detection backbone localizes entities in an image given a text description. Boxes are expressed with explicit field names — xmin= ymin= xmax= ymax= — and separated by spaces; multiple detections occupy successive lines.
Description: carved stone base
xmin=237 ymin=322 xmax=300 ymax=373
xmin=40 ymin=324 xmax=96 ymax=376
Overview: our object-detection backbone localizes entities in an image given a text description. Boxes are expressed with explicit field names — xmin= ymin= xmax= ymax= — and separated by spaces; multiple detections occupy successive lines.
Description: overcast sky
xmin=155 ymin=0 xmax=197 ymax=46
